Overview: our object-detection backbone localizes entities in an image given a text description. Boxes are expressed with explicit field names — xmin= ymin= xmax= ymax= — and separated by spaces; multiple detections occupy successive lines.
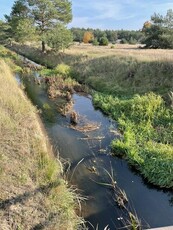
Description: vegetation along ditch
xmin=1 ymin=0 xmax=173 ymax=229
xmin=9 ymin=43 xmax=173 ymax=189
xmin=1 ymin=45 xmax=173 ymax=229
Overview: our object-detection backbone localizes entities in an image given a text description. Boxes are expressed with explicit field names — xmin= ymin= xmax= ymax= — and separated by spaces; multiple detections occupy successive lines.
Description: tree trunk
xmin=42 ymin=40 xmax=46 ymax=53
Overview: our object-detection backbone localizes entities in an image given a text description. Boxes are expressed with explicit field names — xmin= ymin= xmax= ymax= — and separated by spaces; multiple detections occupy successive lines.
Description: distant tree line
xmin=70 ymin=27 xmax=144 ymax=45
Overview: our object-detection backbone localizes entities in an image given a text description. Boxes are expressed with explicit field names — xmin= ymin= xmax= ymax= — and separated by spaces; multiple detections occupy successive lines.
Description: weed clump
xmin=55 ymin=63 xmax=71 ymax=77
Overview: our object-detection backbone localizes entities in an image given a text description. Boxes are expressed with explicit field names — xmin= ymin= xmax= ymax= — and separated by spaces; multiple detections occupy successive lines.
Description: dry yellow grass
xmin=66 ymin=43 xmax=173 ymax=62
xmin=0 ymin=59 xmax=83 ymax=230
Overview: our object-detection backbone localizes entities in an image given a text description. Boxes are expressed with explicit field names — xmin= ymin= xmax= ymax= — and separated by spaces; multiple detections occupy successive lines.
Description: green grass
xmin=0 ymin=45 xmax=23 ymax=72
xmin=39 ymin=63 xmax=72 ymax=77
xmin=0 ymin=55 xmax=84 ymax=229
xmin=93 ymin=92 xmax=173 ymax=188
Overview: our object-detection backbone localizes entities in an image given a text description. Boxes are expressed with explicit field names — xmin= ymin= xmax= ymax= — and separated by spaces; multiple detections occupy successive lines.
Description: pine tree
xmin=28 ymin=0 xmax=72 ymax=52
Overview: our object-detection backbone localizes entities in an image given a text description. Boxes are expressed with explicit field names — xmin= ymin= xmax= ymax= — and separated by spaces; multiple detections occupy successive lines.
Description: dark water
xmin=18 ymin=73 xmax=173 ymax=229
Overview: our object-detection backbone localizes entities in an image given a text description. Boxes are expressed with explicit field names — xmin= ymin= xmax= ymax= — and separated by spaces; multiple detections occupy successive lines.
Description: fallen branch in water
xmin=78 ymin=136 xmax=104 ymax=140
xmin=70 ymin=123 xmax=100 ymax=132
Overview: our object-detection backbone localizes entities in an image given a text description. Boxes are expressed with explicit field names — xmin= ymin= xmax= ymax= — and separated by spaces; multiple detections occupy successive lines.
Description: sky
xmin=1 ymin=0 xmax=173 ymax=30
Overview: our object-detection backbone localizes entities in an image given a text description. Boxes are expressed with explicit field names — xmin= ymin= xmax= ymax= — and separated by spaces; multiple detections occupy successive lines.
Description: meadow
xmin=8 ymin=42 xmax=173 ymax=188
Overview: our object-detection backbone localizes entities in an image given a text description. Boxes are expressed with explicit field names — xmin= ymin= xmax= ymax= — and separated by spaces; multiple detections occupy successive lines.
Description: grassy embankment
xmin=0 ymin=47 xmax=84 ymax=229
xmin=9 ymin=43 xmax=173 ymax=188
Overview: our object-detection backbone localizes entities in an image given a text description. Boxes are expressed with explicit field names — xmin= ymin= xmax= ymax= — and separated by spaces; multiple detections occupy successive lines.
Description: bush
xmin=129 ymin=37 xmax=138 ymax=44
xmin=92 ymin=38 xmax=99 ymax=46
xmin=120 ymin=38 xmax=128 ymax=44
xmin=55 ymin=63 xmax=71 ymax=77
xmin=99 ymin=37 xmax=109 ymax=46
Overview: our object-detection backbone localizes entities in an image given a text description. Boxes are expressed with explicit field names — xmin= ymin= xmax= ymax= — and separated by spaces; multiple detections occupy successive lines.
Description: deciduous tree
xmin=83 ymin=31 xmax=94 ymax=43
xmin=142 ymin=21 xmax=152 ymax=32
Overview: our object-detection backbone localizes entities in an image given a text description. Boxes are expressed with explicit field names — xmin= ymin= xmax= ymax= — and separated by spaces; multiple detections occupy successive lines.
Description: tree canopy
xmin=28 ymin=0 xmax=72 ymax=51
xmin=0 ymin=20 xmax=12 ymax=44
xmin=4 ymin=2 xmax=173 ymax=51
xmin=46 ymin=23 xmax=73 ymax=51
xmin=5 ymin=0 xmax=29 ymax=39
xmin=6 ymin=0 xmax=72 ymax=52
xmin=142 ymin=9 xmax=173 ymax=49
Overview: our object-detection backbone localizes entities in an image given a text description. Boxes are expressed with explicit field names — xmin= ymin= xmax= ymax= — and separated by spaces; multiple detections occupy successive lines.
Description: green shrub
xmin=55 ymin=63 xmax=71 ymax=77
xmin=92 ymin=38 xmax=99 ymax=46
xmin=120 ymin=38 xmax=128 ymax=44
xmin=129 ymin=37 xmax=138 ymax=44
xmin=99 ymin=37 xmax=109 ymax=46
xmin=39 ymin=68 xmax=56 ymax=76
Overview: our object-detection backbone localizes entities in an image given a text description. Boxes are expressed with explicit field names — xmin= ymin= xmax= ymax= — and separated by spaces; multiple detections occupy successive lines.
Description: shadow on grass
xmin=0 ymin=182 xmax=59 ymax=210
xmin=31 ymin=213 xmax=58 ymax=230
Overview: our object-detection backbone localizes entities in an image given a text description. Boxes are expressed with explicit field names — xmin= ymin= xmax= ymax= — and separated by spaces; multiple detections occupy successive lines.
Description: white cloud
xmin=70 ymin=0 xmax=173 ymax=29
xmin=70 ymin=0 xmax=137 ymax=28
xmin=69 ymin=16 xmax=104 ymax=29
xmin=81 ymin=0 xmax=136 ymax=20
xmin=69 ymin=16 xmax=92 ymax=28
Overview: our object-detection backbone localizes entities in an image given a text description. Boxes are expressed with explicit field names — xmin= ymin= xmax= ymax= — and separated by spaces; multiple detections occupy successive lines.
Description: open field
xmin=0 ymin=50 xmax=84 ymax=229
xmin=66 ymin=43 xmax=173 ymax=61
xmin=15 ymin=42 xmax=173 ymax=61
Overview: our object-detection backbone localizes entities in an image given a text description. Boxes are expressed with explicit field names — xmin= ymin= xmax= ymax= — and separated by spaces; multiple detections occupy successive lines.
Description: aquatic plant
xmin=91 ymin=166 xmax=145 ymax=230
